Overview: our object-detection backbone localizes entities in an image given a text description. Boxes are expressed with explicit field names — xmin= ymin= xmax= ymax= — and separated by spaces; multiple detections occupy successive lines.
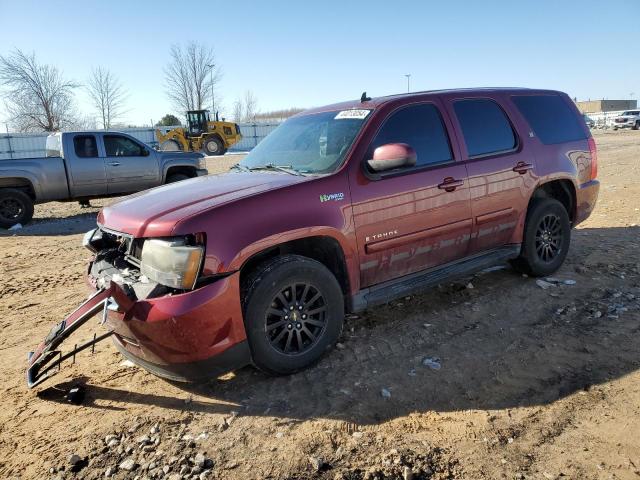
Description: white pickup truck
xmin=0 ymin=131 xmax=207 ymax=228
xmin=612 ymin=110 xmax=640 ymax=130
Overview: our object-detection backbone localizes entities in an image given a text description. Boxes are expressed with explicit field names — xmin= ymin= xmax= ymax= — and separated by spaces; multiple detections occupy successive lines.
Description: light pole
xmin=206 ymin=64 xmax=215 ymax=117
xmin=404 ymin=74 xmax=411 ymax=93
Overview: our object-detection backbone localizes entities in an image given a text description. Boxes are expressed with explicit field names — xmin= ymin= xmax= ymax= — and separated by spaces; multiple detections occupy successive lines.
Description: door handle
xmin=108 ymin=161 xmax=121 ymax=166
xmin=437 ymin=177 xmax=464 ymax=192
xmin=513 ymin=162 xmax=533 ymax=174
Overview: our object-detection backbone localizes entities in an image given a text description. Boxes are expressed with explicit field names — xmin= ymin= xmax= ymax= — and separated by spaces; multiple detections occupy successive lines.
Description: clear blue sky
xmin=0 ymin=0 xmax=638 ymax=127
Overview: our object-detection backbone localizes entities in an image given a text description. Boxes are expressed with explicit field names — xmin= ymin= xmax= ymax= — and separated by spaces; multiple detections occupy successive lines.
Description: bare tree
xmin=86 ymin=67 xmax=128 ymax=129
xmin=0 ymin=49 xmax=78 ymax=132
xmin=243 ymin=90 xmax=258 ymax=122
xmin=232 ymin=99 xmax=243 ymax=123
xmin=165 ymin=42 xmax=221 ymax=112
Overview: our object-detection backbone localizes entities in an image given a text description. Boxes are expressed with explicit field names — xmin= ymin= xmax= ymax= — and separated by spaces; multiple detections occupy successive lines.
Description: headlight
xmin=140 ymin=238 xmax=204 ymax=290
xmin=198 ymin=156 xmax=207 ymax=169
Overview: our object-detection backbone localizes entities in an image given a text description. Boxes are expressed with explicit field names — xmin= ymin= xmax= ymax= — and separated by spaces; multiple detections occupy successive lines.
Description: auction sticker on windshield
xmin=335 ymin=109 xmax=371 ymax=120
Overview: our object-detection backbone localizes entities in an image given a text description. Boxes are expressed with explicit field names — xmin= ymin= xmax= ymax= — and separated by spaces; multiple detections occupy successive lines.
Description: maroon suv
xmin=27 ymin=88 xmax=599 ymax=387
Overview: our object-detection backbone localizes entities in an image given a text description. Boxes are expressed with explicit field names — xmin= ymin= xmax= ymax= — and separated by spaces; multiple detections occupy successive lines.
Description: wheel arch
xmin=0 ymin=175 xmax=38 ymax=200
xmin=236 ymin=232 xmax=356 ymax=305
xmin=530 ymin=178 xmax=577 ymax=223
xmin=164 ymin=165 xmax=197 ymax=182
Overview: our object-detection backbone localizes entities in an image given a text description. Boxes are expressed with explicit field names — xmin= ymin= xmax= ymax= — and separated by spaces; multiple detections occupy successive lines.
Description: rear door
xmin=65 ymin=134 xmax=108 ymax=197
xmin=350 ymin=101 xmax=472 ymax=287
xmin=444 ymin=95 xmax=536 ymax=254
xmin=102 ymin=133 xmax=160 ymax=194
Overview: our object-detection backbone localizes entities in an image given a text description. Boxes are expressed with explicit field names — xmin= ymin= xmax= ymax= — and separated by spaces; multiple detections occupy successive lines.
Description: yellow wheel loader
xmin=156 ymin=110 xmax=242 ymax=156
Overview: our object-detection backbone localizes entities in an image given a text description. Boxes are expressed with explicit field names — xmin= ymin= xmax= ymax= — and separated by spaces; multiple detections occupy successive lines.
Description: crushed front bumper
xmin=26 ymin=251 xmax=250 ymax=388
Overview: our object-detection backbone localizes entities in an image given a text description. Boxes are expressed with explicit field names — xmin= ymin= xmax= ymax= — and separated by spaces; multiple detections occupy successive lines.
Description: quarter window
xmin=369 ymin=103 xmax=452 ymax=167
xmin=73 ymin=135 xmax=98 ymax=158
xmin=512 ymin=95 xmax=587 ymax=145
xmin=104 ymin=135 xmax=145 ymax=157
xmin=454 ymin=99 xmax=516 ymax=157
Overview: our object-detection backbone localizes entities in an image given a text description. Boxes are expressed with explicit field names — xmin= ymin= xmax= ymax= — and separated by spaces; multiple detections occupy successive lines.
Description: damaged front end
xmin=26 ymin=227 xmax=209 ymax=388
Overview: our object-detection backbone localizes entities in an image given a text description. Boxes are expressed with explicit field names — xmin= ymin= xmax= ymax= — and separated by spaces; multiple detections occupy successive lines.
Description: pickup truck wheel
xmin=166 ymin=173 xmax=190 ymax=183
xmin=0 ymin=188 xmax=34 ymax=229
xmin=242 ymin=254 xmax=344 ymax=375
xmin=634 ymin=122 xmax=640 ymax=130
xmin=511 ymin=198 xmax=570 ymax=277
xmin=203 ymin=136 xmax=225 ymax=156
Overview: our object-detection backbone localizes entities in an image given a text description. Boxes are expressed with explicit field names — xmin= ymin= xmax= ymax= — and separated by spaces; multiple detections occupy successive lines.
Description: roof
xmin=299 ymin=87 xmax=554 ymax=116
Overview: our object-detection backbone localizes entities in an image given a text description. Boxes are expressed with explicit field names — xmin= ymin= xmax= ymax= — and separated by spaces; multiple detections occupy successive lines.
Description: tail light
xmin=588 ymin=136 xmax=598 ymax=180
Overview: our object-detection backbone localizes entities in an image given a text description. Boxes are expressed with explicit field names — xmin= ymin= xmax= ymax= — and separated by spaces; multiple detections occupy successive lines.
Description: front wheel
xmin=0 ymin=188 xmax=34 ymax=229
xmin=242 ymin=255 xmax=344 ymax=375
xmin=160 ymin=139 xmax=182 ymax=151
xmin=511 ymin=198 xmax=571 ymax=277
xmin=202 ymin=135 xmax=225 ymax=156
xmin=633 ymin=122 xmax=640 ymax=131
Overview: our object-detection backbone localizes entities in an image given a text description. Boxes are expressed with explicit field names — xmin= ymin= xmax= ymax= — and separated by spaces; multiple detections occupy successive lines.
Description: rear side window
xmin=512 ymin=95 xmax=586 ymax=145
xmin=73 ymin=135 xmax=98 ymax=158
xmin=453 ymin=99 xmax=516 ymax=157
xmin=370 ymin=103 xmax=452 ymax=167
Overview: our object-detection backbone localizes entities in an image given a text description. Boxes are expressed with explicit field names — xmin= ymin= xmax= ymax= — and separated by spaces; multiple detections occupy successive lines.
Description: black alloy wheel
xmin=265 ymin=282 xmax=328 ymax=355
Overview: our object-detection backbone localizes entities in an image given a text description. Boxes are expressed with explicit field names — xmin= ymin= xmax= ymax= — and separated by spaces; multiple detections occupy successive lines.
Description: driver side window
xmin=104 ymin=135 xmax=144 ymax=157
xmin=369 ymin=103 xmax=453 ymax=167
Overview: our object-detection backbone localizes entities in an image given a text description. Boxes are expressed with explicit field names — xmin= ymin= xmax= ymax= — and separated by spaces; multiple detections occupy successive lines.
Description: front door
xmin=350 ymin=102 xmax=472 ymax=287
xmin=102 ymin=134 xmax=159 ymax=194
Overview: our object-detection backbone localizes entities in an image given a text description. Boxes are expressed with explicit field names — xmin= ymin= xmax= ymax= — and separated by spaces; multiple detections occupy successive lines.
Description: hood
xmin=98 ymin=172 xmax=308 ymax=237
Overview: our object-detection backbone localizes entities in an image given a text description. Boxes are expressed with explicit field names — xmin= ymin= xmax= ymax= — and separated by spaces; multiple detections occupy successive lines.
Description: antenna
xmin=361 ymin=92 xmax=371 ymax=102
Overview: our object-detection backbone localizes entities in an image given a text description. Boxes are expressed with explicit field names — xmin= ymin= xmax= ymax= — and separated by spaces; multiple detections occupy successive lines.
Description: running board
xmin=351 ymin=245 xmax=520 ymax=312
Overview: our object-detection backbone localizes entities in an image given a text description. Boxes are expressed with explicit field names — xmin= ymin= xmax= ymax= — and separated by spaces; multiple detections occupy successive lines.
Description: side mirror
xmin=142 ymin=148 xmax=150 ymax=157
xmin=366 ymin=143 xmax=416 ymax=173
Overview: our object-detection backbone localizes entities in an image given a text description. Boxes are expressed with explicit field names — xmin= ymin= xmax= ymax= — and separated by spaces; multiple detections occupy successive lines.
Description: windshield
xmin=240 ymin=110 xmax=370 ymax=174
xmin=622 ymin=111 xmax=638 ymax=116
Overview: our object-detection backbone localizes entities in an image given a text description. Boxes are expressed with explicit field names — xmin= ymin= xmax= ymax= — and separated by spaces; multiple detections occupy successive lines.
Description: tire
xmin=242 ymin=254 xmax=344 ymax=375
xmin=633 ymin=122 xmax=640 ymax=131
xmin=202 ymin=135 xmax=225 ymax=156
xmin=160 ymin=139 xmax=182 ymax=151
xmin=511 ymin=198 xmax=571 ymax=277
xmin=165 ymin=173 xmax=190 ymax=184
xmin=0 ymin=188 xmax=34 ymax=229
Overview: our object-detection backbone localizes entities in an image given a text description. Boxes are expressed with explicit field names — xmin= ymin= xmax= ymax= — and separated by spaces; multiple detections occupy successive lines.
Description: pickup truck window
xmin=368 ymin=103 xmax=452 ymax=167
xmin=454 ymin=99 xmax=516 ymax=157
xmin=240 ymin=111 xmax=368 ymax=174
xmin=73 ymin=135 xmax=99 ymax=158
xmin=104 ymin=135 xmax=145 ymax=157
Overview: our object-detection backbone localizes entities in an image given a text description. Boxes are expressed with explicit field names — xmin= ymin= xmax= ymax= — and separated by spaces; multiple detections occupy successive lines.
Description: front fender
xmin=172 ymin=172 xmax=359 ymax=292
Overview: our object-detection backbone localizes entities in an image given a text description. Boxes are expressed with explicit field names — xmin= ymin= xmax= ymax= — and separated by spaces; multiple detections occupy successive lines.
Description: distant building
xmin=575 ymin=99 xmax=637 ymax=114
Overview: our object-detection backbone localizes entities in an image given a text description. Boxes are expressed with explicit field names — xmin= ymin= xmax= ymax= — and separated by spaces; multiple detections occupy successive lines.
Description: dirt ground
xmin=0 ymin=134 xmax=639 ymax=480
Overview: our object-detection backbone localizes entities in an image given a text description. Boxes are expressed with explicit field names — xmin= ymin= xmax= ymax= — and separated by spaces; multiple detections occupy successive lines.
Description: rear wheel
xmin=160 ymin=139 xmax=182 ymax=151
xmin=0 ymin=188 xmax=34 ymax=229
xmin=511 ymin=198 xmax=571 ymax=277
xmin=203 ymin=135 xmax=225 ymax=156
xmin=242 ymin=255 xmax=344 ymax=375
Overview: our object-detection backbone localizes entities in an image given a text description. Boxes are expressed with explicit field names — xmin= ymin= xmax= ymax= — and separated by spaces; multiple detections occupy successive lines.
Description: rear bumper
xmin=575 ymin=179 xmax=600 ymax=226
xmin=102 ymin=272 xmax=251 ymax=381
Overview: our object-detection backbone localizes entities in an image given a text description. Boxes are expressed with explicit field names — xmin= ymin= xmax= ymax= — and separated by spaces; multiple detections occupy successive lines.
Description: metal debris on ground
xmin=422 ymin=357 xmax=442 ymax=370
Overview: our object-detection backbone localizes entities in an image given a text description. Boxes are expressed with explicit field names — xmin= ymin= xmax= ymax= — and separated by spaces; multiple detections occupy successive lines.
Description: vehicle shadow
xmin=40 ymin=226 xmax=640 ymax=424
xmin=0 ymin=211 xmax=99 ymax=237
